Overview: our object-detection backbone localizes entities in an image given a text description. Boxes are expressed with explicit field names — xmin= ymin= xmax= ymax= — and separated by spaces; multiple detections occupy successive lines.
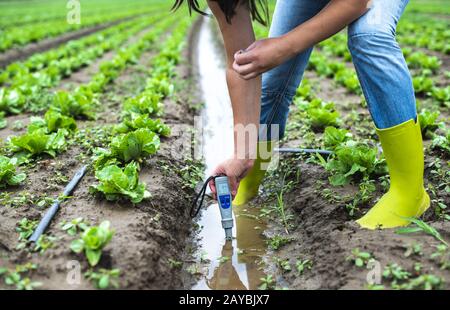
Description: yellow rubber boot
xmin=233 ymin=141 xmax=274 ymax=206
xmin=356 ymin=119 xmax=430 ymax=229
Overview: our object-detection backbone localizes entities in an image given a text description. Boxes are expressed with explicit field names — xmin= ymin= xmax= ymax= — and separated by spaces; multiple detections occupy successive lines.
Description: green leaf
xmin=396 ymin=227 xmax=423 ymax=234
xmin=0 ymin=155 xmax=26 ymax=188
xmin=85 ymin=249 xmax=102 ymax=267
xmin=70 ymin=239 xmax=84 ymax=253
xmin=98 ymin=275 xmax=109 ymax=289
xmin=109 ymin=128 xmax=160 ymax=163
xmin=9 ymin=128 xmax=66 ymax=157
xmin=355 ymin=258 xmax=363 ymax=267
xmin=91 ymin=162 xmax=149 ymax=203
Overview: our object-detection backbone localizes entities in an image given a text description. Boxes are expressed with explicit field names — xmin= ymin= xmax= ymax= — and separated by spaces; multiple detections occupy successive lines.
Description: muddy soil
xmin=0 ymin=24 xmax=200 ymax=289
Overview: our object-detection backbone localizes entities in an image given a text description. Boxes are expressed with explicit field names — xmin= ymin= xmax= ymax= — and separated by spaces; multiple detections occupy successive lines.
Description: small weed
xmin=346 ymin=248 xmax=374 ymax=268
xmin=295 ymin=259 xmax=313 ymax=275
xmin=403 ymin=242 xmax=423 ymax=257
xmin=168 ymin=259 xmax=183 ymax=269
xmin=267 ymin=235 xmax=293 ymax=251
xmin=33 ymin=234 xmax=57 ymax=254
xmin=258 ymin=274 xmax=276 ymax=290
xmin=274 ymin=258 xmax=291 ymax=273
xmin=0 ymin=263 xmax=41 ymax=290
xmin=383 ymin=263 xmax=411 ymax=288
xmin=430 ymin=244 xmax=450 ymax=270
xmin=60 ymin=217 xmax=89 ymax=236
xmin=85 ymin=268 xmax=120 ymax=289
xmin=398 ymin=274 xmax=443 ymax=290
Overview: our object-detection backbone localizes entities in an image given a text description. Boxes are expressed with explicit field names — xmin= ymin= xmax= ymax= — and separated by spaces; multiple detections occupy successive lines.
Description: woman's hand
xmin=209 ymin=158 xmax=255 ymax=199
xmin=232 ymin=36 xmax=293 ymax=80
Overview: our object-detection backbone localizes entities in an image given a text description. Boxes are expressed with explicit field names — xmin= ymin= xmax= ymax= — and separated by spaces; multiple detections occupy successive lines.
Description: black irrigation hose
xmin=275 ymin=147 xmax=333 ymax=156
xmin=29 ymin=165 xmax=88 ymax=243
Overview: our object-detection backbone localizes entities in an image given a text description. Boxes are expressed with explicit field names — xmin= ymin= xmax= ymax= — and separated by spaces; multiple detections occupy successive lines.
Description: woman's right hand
xmin=209 ymin=158 xmax=255 ymax=199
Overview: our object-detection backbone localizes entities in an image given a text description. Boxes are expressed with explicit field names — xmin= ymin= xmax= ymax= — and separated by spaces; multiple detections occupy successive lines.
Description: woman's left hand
xmin=232 ymin=36 xmax=293 ymax=80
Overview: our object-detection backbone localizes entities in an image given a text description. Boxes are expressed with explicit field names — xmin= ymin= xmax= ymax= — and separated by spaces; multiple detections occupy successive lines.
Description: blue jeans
xmin=260 ymin=0 xmax=416 ymax=140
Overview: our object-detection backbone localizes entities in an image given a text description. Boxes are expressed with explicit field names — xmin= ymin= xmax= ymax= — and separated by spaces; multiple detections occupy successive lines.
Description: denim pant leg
xmin=260 ymin=0 xmax=330 ymax=141
xmin=348 ymin=0 xmax=416 ymax=129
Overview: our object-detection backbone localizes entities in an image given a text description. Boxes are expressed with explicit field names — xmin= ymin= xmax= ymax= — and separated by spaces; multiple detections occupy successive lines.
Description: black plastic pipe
xmin=29 ymin=165 xmax=88 ymax=243
xmin=274 ymin=147 xmax=333 ymax=156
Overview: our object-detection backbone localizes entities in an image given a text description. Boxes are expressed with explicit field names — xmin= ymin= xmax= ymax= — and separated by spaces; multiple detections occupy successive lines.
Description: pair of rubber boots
xmin=233 ymin=119 xmax=430 ymax=229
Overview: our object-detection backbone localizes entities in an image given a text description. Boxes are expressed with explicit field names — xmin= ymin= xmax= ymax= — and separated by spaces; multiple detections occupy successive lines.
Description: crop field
xmin=0 ymin=0 xmax=449 ymax=291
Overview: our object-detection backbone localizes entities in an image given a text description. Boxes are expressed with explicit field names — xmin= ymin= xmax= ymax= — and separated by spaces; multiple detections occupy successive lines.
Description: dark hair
xmin=172 ymin=0 xmax=269 ymax=25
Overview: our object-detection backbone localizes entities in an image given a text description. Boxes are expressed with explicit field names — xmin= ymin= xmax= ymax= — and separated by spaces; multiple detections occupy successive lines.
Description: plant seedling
xmin=258 ymin=274 xmax=275 ymax=290
xmin=85 ymin=268 xmax=120 ymax=289
xmin=398 ymin=274 xmax=443 ymax=290
xmin=274 ymin=258 xmax=291 ymax=273
xmin=168 ymin=259 xmax=183 ymax=269
xmin=0 ymin=155 xmax=27 ymax=188
xmin=60 ymin=217 xmax=89 ymax=236
xmin=70 ymin=221 xmax=114 ymax=267
xmin=267 ymin=235 xmax=293 ymax=251
xmin=0 ymin=263 xmax=41 ymax=290
xmin=403 ymin=242 xmax=423 ymax=257
xmin=346 ymin=248 xmax=374 ymax=268
xmin=296 ymin=259 xmax=313 ymax=275
xmin=430 ymin=244 xmax=450 ymax=270
xmin=33 ymin=234 xmax=57 ymax=254
xmin=383 ymin=263 xmax=411 ymax=288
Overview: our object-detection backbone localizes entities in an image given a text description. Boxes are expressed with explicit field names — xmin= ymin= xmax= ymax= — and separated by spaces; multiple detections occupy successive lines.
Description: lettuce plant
xmin=431 ymin=130 xmax=450 ymax=154
xmin=122 ymin=91 xmax=163 ymax=117
xmin=90 ymin=162 xmax=150 ymax=203
xmin=51 ymin=90 xmax=96 ymax=120
xmin=9 ymin=127 xmax=67 ymax=157
xmin=325 ymin=141 xmax=385 ymax=186
xmin=419 ymin=109 xmax=440 ymax=139
xmin=0 ymin=88 xmax=26 ymax=114
xmin=300 ymin=99 xmax=340 ymax=131
xmin=323 ymin=126 xmax=352 ymax=150
xmin=430 ymin=86 xmax=450 ymax=107
xmin=114 ymin=113 xmax=170 ymax=137
xmin=0 ymin=156 xmax=26 ymax=188
xmin=70 ymin=221 xmax=114 ymax=267
xmin=28 ymin=109 xmax=77 ymax=134
xmin=146 ymin=74 xmax=174 ymax=98
xmin=109 ymin=128 xmax=160 ymax=162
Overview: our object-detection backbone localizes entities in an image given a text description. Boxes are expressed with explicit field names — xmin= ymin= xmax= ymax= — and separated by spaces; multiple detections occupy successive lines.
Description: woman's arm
xmin=207 ymin=1 xmax=260 ymax=196
xmin=233 ymin=0 xmax=371 ymax=79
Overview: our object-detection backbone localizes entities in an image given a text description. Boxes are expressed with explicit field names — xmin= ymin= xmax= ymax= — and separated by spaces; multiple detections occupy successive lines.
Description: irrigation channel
xmin=192 ymin=17 xmax=268 ymax=290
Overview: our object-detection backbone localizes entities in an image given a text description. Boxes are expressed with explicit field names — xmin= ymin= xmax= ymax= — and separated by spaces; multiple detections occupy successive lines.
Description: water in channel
xmin=192 ymin=17 xmax=267 ymax=290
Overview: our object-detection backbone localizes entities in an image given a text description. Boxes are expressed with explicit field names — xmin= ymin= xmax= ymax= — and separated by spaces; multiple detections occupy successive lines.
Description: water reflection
xmin=192 ymin=203 xmax=266 ymax=290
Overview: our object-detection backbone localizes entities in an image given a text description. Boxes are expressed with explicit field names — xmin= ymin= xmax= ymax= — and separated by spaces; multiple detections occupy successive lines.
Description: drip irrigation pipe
xmin=29 ymin=165 xmax=88 ymax=243
xmin=274 ymin=148 xmax=333 ymax=156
